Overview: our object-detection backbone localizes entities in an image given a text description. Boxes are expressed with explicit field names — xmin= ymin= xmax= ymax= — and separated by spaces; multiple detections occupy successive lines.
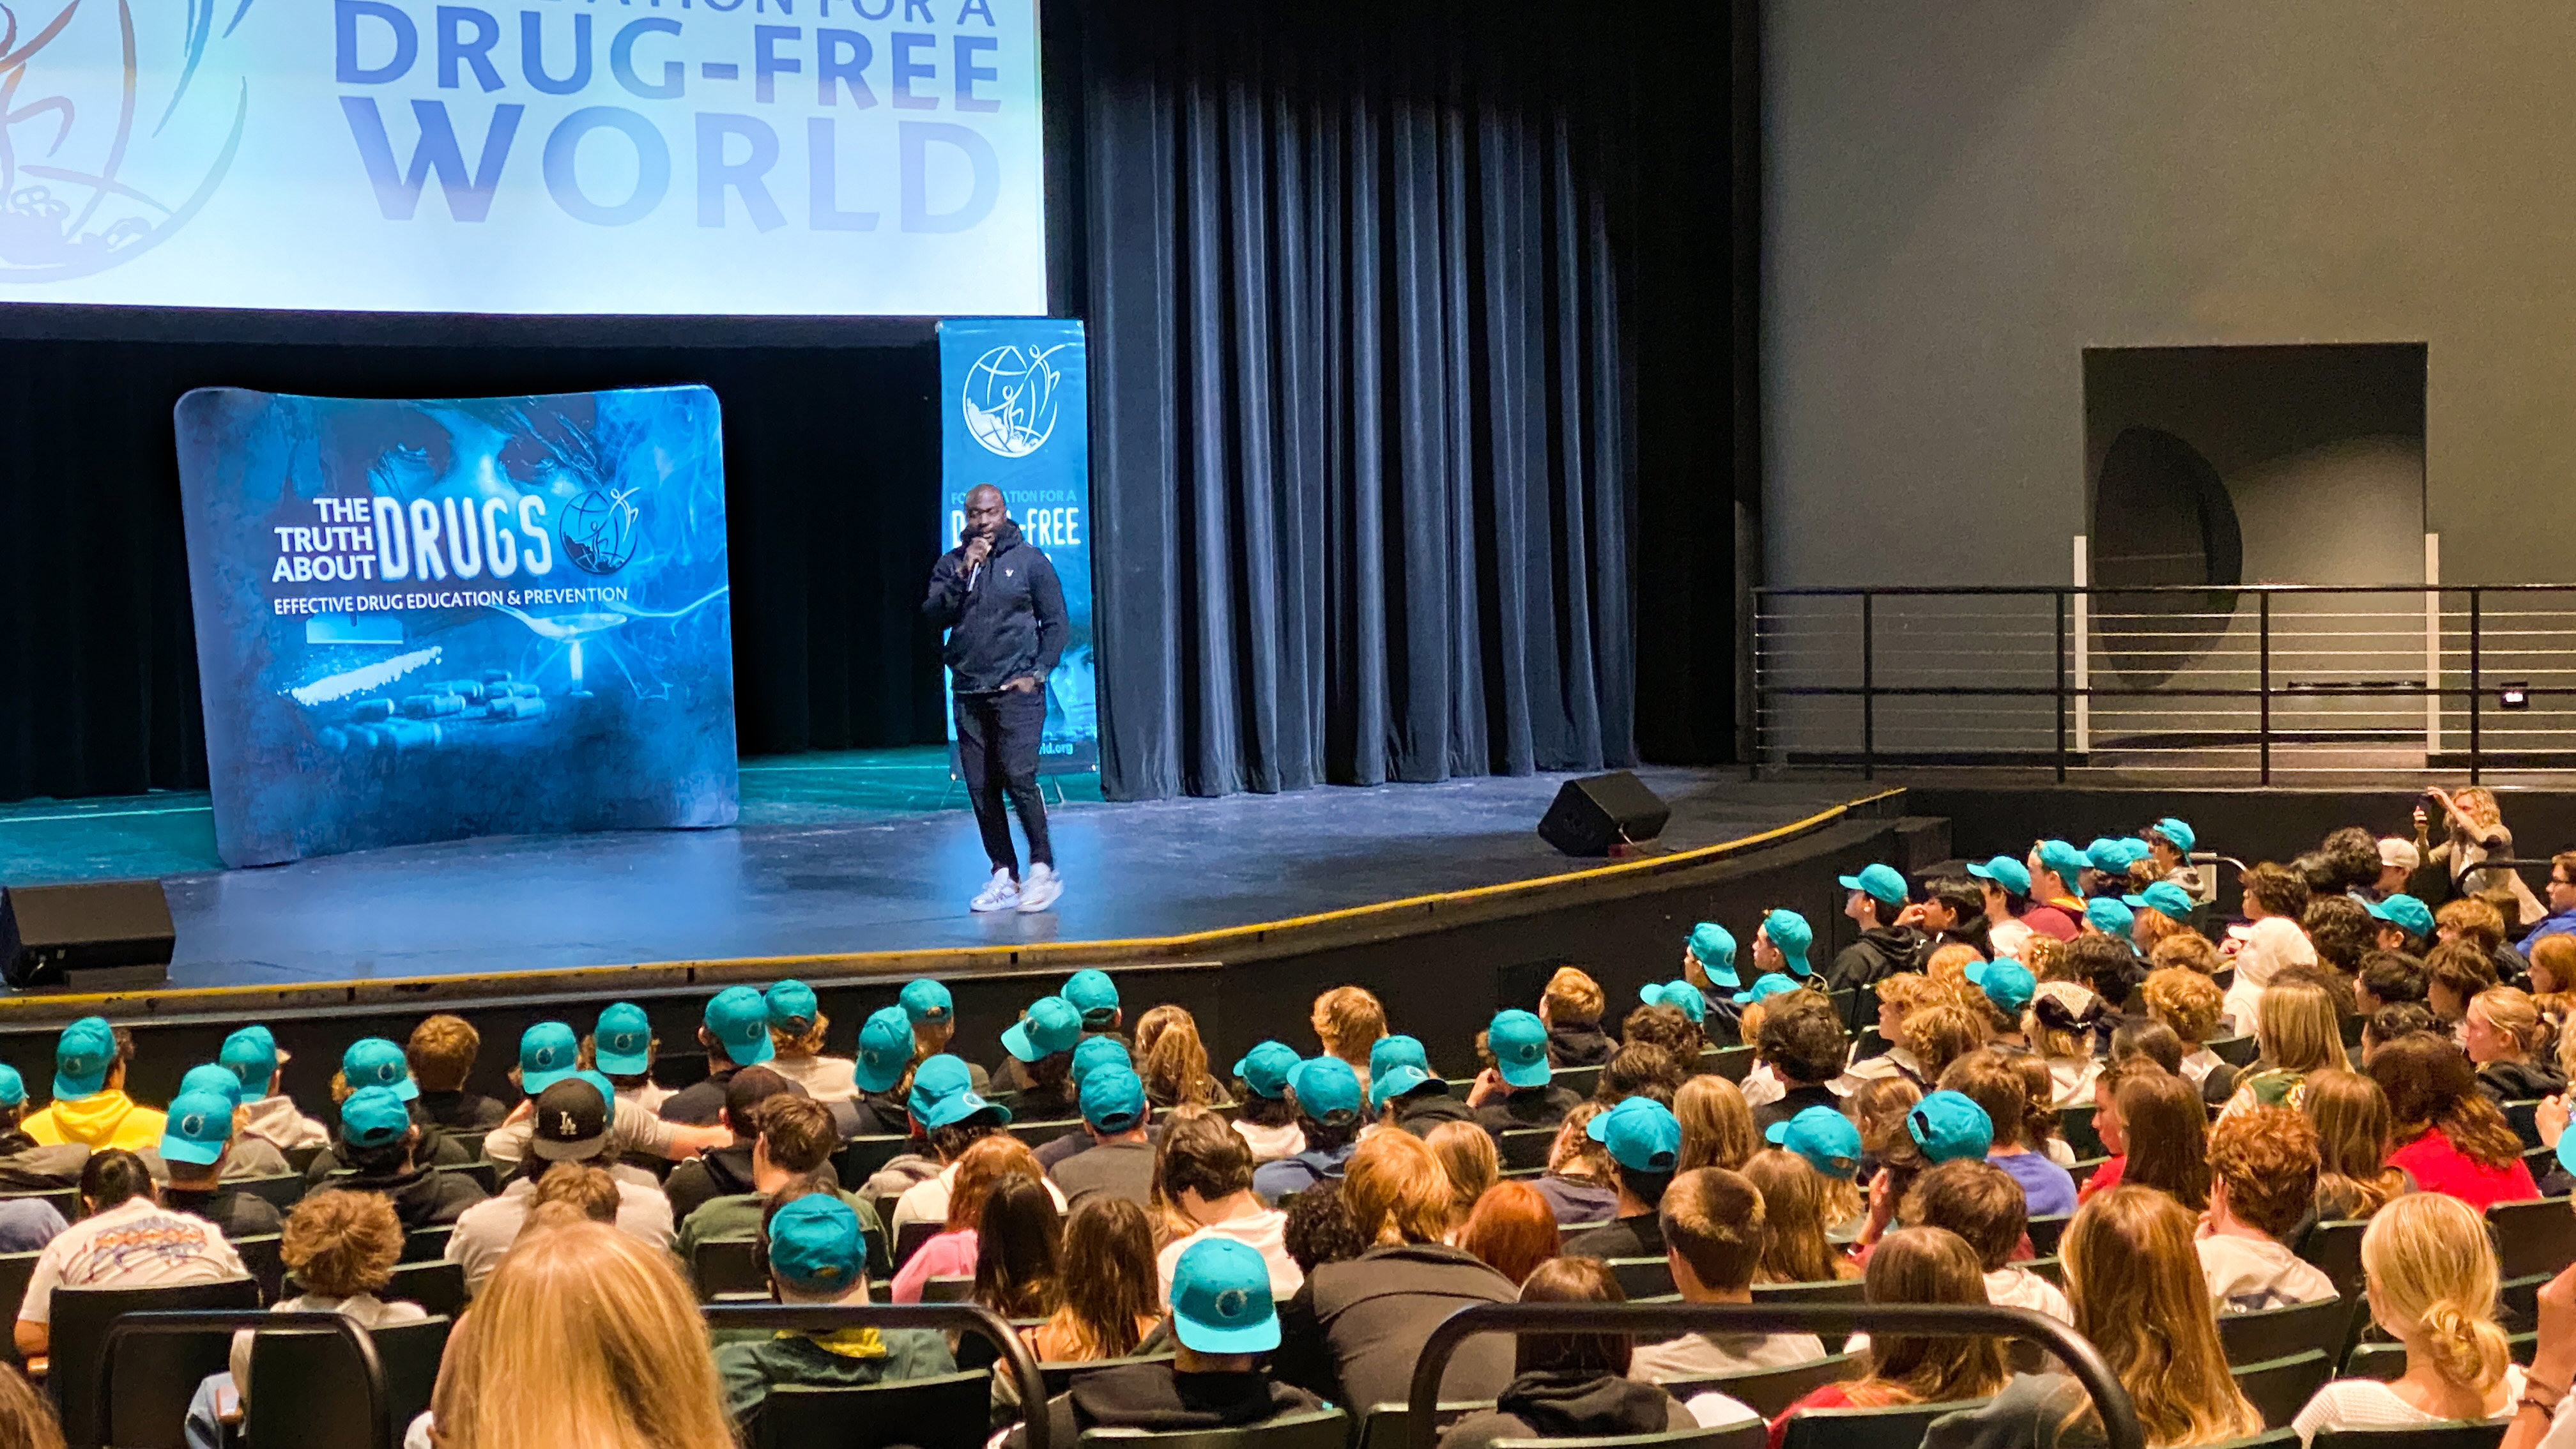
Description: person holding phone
xmin=2418 ymin=786 xmax=2544 ymax=930
xmin=923 ymin=484 xmax=1071 ymax=914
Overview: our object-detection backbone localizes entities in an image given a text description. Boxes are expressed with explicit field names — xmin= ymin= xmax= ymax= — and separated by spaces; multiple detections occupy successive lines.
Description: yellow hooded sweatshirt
xmin=22 ymin=1090 xmax=167 ymax=1152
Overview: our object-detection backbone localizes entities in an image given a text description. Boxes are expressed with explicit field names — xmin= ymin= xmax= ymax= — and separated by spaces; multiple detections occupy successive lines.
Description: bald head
xmin=963 ymin=486 xmax=1008 ymax=540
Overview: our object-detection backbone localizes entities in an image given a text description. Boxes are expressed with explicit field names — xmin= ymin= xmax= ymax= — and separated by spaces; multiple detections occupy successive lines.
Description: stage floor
xmin=0 ymin=752 xmax=1871 ymax=992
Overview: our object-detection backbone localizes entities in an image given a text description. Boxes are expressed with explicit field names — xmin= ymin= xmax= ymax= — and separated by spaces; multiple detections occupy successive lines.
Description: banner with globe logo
xmin=939 ymin=318 xmax=1094 ymax=776
xmin=173 ymin=385 xmax=739 ymax=868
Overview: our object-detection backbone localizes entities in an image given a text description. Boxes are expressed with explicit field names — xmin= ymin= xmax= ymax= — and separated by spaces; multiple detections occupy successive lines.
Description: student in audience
xmin=1676 ymin=1074 xmax=1759 ymax=1172
xmin=1470 ymin=1009 xmax=1586 ymax=1131
xmin=1441 ymin=1256 xmax=1717 ymax=1449
xmin=0 ymin=1064 xmax=86 ymax=1193
xmin=1372 ymin=1036 xmax=1478 ymax=1136
xmin=1906 ymin=876 xmax=1995 ymax=968
xmin=900 ymin=977 xmax=967 ymax=1067
xmin=889 ymin=1057 xmax=1066 ymax=1232
xmin=1676 ymin=925 xmax=1749 ymax=1043
xmin=1744 ymin=1147 xmax=1859 ymax=1284
xmin=2292 ymin=1191 xmax=2527 ymax=1445
xmin=189 ymin=1189 xmax=428 ymax=1443
xmin=2365 ymin=893 xmax=2436 ymax=957
xmin=2469 ymin=986 xmax=2568 ymax=1102
xmin=2110 ymin=1020 xmax=2187 ymax=1076
xmin=1543 ymin=966 xmax=1618 ymax=1066
xmin=1427 ymin=1121 xmax=1499 ymax=1238
xmin=976 ymin=1174 xmax=1064 ymax=1319
xmin=427 ymin=1219 xmax=736 ymax=1449
xmin=1844 ymin=972 xmax=1948 ymax=1090
xmin=2223 ymin=977 xmax=2350 ymax=1116
xmin=1455 ymin=1179 xmax=1555 ymax=1288
xmin=891 ymin=1131 xmax=1042 ymax=1301
xmin=657 ymin=986 xmax=781 ymax=1125
xmin=2124 ymin=880 xmax=2194 ymax=956
xmin=213 ymin=1026 xmax=328 ymax=1151
xmin=2303 ymin=1070 xmax=2409 ymax=1220
xmin=1026 ymin=1195 xmax=1162 ymax=1363
xmin=2121 ymin=1069 xmax=2219 ymax=1213
xmin=2074 ymin=1057 xmax=2146 ymax=1203
xmin=22 ymin=1018 xmax=165 ymax=1152
xmin=1905 ymin=1004 xmax=1993 ymax=1092
xmin=677 ymin=1094 xmax=882 ymax=1268
xmin=2224 ymin=863 xmax=2319 ymax=1030
xmin=1135 ymin=1005 xmax=1222 ymax=1109
xmin=2198 ymin=1108 xmax=2336 ymax=1312
xmin=1032 ymin=1036 xmax=1136 ymax=1172
xmin=758 ymin=979 xmax=857 ymax=1102
xmin=2522 ymin=852 xmax=2576 ymax=951
xmin=1927 ymin=1185 xmax=2262 ymax=1449
xmin=146 ymin=1062 xmax=291 ymax=1187
xmin=2437 ymin=897 xmax=2529 ymax=986
xmin=2027 ymin=983 xmax=2106 ymax=1109
xmin=2082 ymin=898 xmax=2138 ymax=954
xmin=1970 ymin=855 xmax=2039 ymax=960
xmin=2363 ymin=1003 xmax=2442 ymax=1066
xmin=1632 ymin=1167 xmax=1830 ymax=1384
xmin=153 ymin=1089 xmax=282 ymax=1240
xmin=1942 ymin=1050 xmax=2077 ymax=1216
xmin=1623 ymin=1000 xmax=1705 ymax=1067
xmin=484 ymin=1022 xmax=731 ymax=1172
xmin=1769 ymin=1226 xmax=2009 ymax=1449
xmin=1751 ymin=993 xmax=1848 ymax=1131
xmin=1052 ymin=1064 xmax=1158 ymax=1206
xmin=1275 ymin=1128 xmax=1518 ymax=1409
xmin=14 ymin=1148 xmax=247 ymax=1359
xmin=710 ymin=1192 xmax=951 ymax=1421
xmin=1252 ymin=1056 xmax=1364 ymax=1200
xmin=1595 ymin=1041 xmax=1690 ymax=1108
xmin=1832 ymin=862 xmax=1926 ymax=990
xmin=1770 ymin=1105 xmax=1867 ymax=1241
xmin=579 ymin=1002 xmax=674 ymax=1116
xmin=1282 ymin=1180 xmax=1369 ymax=1276
xmin=445 ymin=1077 xmax=677 ymax=1294
xmin=2356 ymin=951 xmax=2432 ymax=1018
xmin=1312 ymin=985 xmax=1389 ymax=1100
xmin=662 ymin=1065 xmax=802 ymax=1225
xmin=1563 ymin=1096 xmax=1682 ymax=1259
xmin=326 ymin=1086 xmax=486 ymax=1229
xmin=2370 ymin=1032 xmax=2541 ymax=1209
xmin=1230 ymin=1041 xmax=1308 ymax=1165
xmin=400 ymin=1014 xmax=507 ymax=1130
xmin=992 ymin=994 xmax=1086 ymax=1119
xmin=2530 ymin=935 xmax=2576 ymax=999
xmin=2142 ymin=967 xmax=2234 ymax=1102
xmin=831 ymin=1005 xmax=917 ymax=1138
xmin=1903 ymin=1158 xmax=2070 ymax=1322
xmin=2428 ymin=940 xmax=2503 ymax=1028
xmin=1013 ymin=1238 xmax=1328 ymax=1449
xmin=2304 ymin=894 xmax=2379 ymax=981
xmin=1156 ymin=1112 xmax=1301 ymax=1299
xmin=1533 ymin=1100 xmax=1622 ymax=1226
xmin=2020 ymin=841 xmax=2088 ymax=943
xmin=1852 ymin=1077 xmax=1926 ymax=1194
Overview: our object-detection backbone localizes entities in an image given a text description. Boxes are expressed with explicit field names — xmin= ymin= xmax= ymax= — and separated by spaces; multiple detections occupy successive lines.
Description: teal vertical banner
xmin=937 ymin=319 xmax=1096 ymax=776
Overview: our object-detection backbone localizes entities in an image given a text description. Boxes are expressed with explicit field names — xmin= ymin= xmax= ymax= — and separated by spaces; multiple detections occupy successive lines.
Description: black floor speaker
xmin=1537 ymin=771 xmax=1671 ymax=856
xmin=1 ymin=880 xmax=175 ymax=991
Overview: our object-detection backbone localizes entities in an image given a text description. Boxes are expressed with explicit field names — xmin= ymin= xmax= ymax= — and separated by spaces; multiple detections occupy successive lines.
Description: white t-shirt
xmin=617 ymin=1082 xmax=675 ymax=1115
xmin=19 ymin=1196 xmax=247 ymax=1324
xmin=1154 ymin=1206 xmax=1303 ymax=1304
xmin=2199 ymin=1234 xmax=2338 ymax=1314
xmin=1738 ymin=1064 xmax=1785 ymax=1110
xmin=1989 ymin=919 xmax=2035 ymax=962
xmin=231 ymin=1292 xmax=431 ymax=1406
xmin=1630 ymin=1328 xmax=1830 ymax=1383
xmin=1985 ymin=1266 xmax=2073 ymax=1324
xmin=445 ymin=1175 xmax=676 ymax=1296
xmin=767 ymin=1054 xmax=860 ymax=1103
xmin=1232 ymin=1118 xmax=1306 ymax=1165
xmin=2224 ymin=917 xmax=2317 ymax=1031
xmin=1681 ymin=1392 xmax=1762 ymax=1430
xmin=891 ymin=1161 xmax=1070 ymax=1234
xmin=2292 ymin=1365 xmax=2526 ymax=1447
xmin=2044 ymin=1057 xmax=2100 ymax=1111
xmin=2180 ymin=1048 xmax=2225 ymax=1085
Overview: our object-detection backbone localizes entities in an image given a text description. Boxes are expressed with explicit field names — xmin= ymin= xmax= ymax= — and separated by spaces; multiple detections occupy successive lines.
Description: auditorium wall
xmin=1763 ymin=2 xmax=2576 ymax=591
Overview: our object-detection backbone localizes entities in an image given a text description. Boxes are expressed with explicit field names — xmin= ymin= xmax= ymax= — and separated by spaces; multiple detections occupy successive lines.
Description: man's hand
xmin=963 ymin=533 xmax=993 ymax=570
xmin=1002 ymin=675 xmax=1042 ymax=694
xmin=1466 ymin=1068 xmax=1507 ymax=1108
xmin=1894 ymin=903 xmax=1928 ymax=928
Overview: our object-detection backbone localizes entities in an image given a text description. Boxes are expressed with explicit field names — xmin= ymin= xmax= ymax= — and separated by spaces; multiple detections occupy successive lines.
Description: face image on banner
xmin=938 ymin=318 xmax=1094 ymax=775
xmin=174 ymin=385 xmax=739 ymax=867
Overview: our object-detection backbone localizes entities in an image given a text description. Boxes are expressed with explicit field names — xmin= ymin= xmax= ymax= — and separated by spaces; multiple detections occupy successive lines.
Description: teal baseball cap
xmin=1732 ymin=972 xmax=1804 ymax=1006
xmin=1767 ymin=1105 xmax=1863 ymax=1180
xmin=1966 ymin=856 xmax=2033 ymax=896
xmin=52 ymin=1017 xmax=117 ymax=1101
xmin=705 ymin=987 xmax=776 ymax=1066
xmin=1369 ymin=1064 xmax=1437 ymax=1113
xmin=218 ymin=1026 xmax=281 ymax=1089
xmin=159 ymin=1090 xmax=236 ymax=1167
xmin=2121 ymin=881 xmax=2194 ymax=918
xmin=1487 ymin=1010 xmax=1552 ymax=1089
xmin=1232 ymin=1041 xmax=1300 ymax=1100
xmin=518 ymin=1022 xmax=581 ymax=1094
xmin=1761 ymin=910 xmax=1813 ymax=976
xmin=853 ymin=1006 xmax=916 ymax=1094
xmin=899 ymin=979 xmax=953 ymax=1026
xmin=341 ymin=1037 xmax=418 ymax=1103
xmin=909 ymin=1054 xmax=1009 ymax=1129
xmin=1370 ymin=1034 xmax=1430 ymax=1082
xmin=2366 ymin=893 xmax=2435 ymax=941
xmin=180 ymin=1063 xmax=245 ymax=1110
xmin=766 ymin=979 xmax=822 ymax=1035
xmin=1079 ymin=1065 xmax=1149 ymax=1132
xmin=341 ymin=1085 xmax=413 ymax=1149
xmin=1062 ymin=969 xmax=1121 ymax=1026
xmin=1001 ymin=997 xmax=1084 ymax=1062
xmin=1170 ymin=1237 xmax=1281 ymax=1353
xmin=1289 ymin=1057 xmax=1362 ymax=1125
xmin=1687 ymin=923 xmax=1741 ymax=988
xmin=1909 ymin=1089 xmax=1995 ymax=1163
xmin=1588 ymin=1096 xmax=1683 ymax=1173
xmin=594 ymin=1003 xmax=655 ymax=1077
xmin=1639 ymin=980 xmax=1708 ymax=1024
xmin=2149 ymin=818 xmax=2196 ymax=855
xmin=0 ymin=1064 xmax=22 ymax=1108
xmin=1837 ymin=864 xmax=1909 ymax=908
xmin=2033 ymin=839 xmax=2090 ymax=884
xmin=767 ymin=1193 xmax=868 ymax=1294
xmin=1965 ymin=958 xmax=2037 ymax=1013
xmin=2083 ymin=897 xmax=2136 ymax=940
xmin=1073 ymin=1035 xmax=1133 ymax=1083
xmin=2086 ymin=837 xmax=2149 ymax=873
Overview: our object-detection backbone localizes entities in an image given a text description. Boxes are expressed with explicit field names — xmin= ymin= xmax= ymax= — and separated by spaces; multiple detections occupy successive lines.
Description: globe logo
xmin=963 ymin=344 xmax=1067 ymax=458
xmin=562 ymin=487 xmax=641 ymax=575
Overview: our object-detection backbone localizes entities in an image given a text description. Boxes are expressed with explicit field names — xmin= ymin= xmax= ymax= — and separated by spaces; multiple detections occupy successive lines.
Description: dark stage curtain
xmin=1065 ymin=1 xmax=1655 ymax=800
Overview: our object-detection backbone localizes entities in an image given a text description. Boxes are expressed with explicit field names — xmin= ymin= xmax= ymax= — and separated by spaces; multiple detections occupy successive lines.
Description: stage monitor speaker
xmin=1 ymin=880 xmax=174 ymax=992
xmin=1537 ymin=771 xmax=1671 ymax=856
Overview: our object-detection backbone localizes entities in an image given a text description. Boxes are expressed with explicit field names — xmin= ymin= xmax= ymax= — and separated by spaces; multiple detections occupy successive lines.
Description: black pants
xmin=955 ymin=688 xmax=1052 ymax=875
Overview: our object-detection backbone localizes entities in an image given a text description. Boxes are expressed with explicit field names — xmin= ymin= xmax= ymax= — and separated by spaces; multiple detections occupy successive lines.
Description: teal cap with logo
xmin=704 ymin=987 xmax=777 ymax=1066
xmin=2366 ymin=893 xmax=2435 ymax=941
xmin=2121 ymin=882 xmax=2194 ymax=918
xmin=1761 ymin=910 xmax=1814 ymax=976
xmin=1062 ymin=969 xmax=1121 ymax=1026
xmin=518 ymin=1022 xmax=581 ymax=1094
xmin=1369 ymin=1034 xmax=1430 ymax=1082
xmin=1966 ymin=856 xmax=2034 ymax=897
xmin=342 ymin=1037 xmax=418 ymax=1103
xmin=1288 ymin=1057 xmax=1362 ymax=1125
xmin=341 ymin=1085 xmax=412 ymax=1149
xmin=1687 ymin=923 xmax=1740 ymax=987
xmin=1231 ymin=1041 xmax=1300 ymax=1100
xmin=594 ymin=1003 xmax=655 ymax=1077
xmin=2150 ymin=818 xmax=2196 ymax=855
xmin=899 ymin=979 xmax=953 ymax=1025
xmin=0 ymin=1064 xmax=22 ymax=1108
xmin=1767 ymin=1105 xmax=1863 ymax=1180
xmin=1001 ymin=997 xmax=1084 ymax=1062
xmin=909 ymin=1054 xmax=1010 ymax=1129
xmin=1487 ymin=1010 xmax=1552 ymax=1089
xmin=1169 ymin=1237 xmax=1281 ymax=1353
xmin=2034 ymin=839 xmax=2090 ymax=885
xmin=1587 ymin=1096 xmax=1683 ymax=1172
xmin=1638 ymin=980 xmax=1708 ymax=1024
xmin=1908 ymin=1089 xmax=1995 ymax=1163
xmin=1369 ymin=1064 xmax=1436 ymax=1113
xmin=52 ymin=1016 xmax=117 ymax=1102
xmin=1072 ymin=1035 xmax=1133 ymax=1083
xmin=180 ymin=1063 xmax=246 ymax=1110
xmin=2083 ymin=897 xmax=2135 ymax=940
xmin=853 ymin=1006 xmax=915 ymax=1094
xmin=1079 ymin=1065 xmax=1149 ymax=1132
xmin=767 ymin=1193 xmax=868 ymax=1294
xmin=1732 ymin=972 xmax=1804 ymax=1006
xmin=218 ymin=1026 xmax=281 ymax=1090
xmin=1837 ymin=864 xmax=1909 ymax=908
xmin=1965 ymin=958 xmax=2037 ymax=1013
xmin=159 ymin=1090 xmax=236 ymax=1167
xmin=2086 ymin=837 xmax=2149 ymax=873
xmin=766 ymin=979 xmax=822 ymax=1034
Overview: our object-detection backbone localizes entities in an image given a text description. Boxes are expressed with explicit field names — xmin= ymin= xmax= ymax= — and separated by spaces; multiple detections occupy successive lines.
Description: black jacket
xmin=1441 ymin=1372 xmax=1693 ymax=1449
xmin=666 ymin=1144 xmax=760 ymax=1224
xmin=1546 ymin=1023 xmax=1616 ymax=1068
xmin=1276 ymin=1243 xmax=1517 ymax=1410
xmin=2478 ymin=1059 xmax=2566 ymax=1108
xmin=1830 ymin=926 xmax=1923 ymax=991
xmin=162 ymin=1184 xmax=282 ymax=1241
xmin=413 ymin=1090 xmax=509 ymax=1131
xmin=1562 ymin=1213 xmax=1665 ymax=1262
xmin=1395 ymin=1094 xmax=1480 ymax=1137
xmin=1004 ymin=1364 xmax=1324 ymax=1449
xmin=306 ymin=1126 xmax=475 ymax=1184
xmin=658 ymin=1069 xmax=739 ymax=1128
xmin=343 ymin=1163 xmax=490 ymax=1229
xmin=922 ymin=522 xmax=1068 ymax=694
xmin=1474 ymin=1085 xmax=1583 ymax=1136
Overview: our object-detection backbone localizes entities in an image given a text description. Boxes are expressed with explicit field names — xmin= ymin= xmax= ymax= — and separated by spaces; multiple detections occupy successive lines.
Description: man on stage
xmin=924 ymin=484 xmax=1070 ymax=914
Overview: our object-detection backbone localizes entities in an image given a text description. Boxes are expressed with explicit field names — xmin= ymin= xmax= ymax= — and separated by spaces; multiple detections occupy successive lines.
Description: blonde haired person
xmin=2221 ymin=979 xmax=2349 ymax=1117
xmin=2467 ymin=986 xmax=2568 ymax=1103
xmin=188 ymin=1190 xmax=426 ymax=1439
xmin=2018 ymin=937 xmax=2070 ymax=986
xmin=1675 ymin=1075 xmax=1759 ymax=1173
xmin=762 ymin=981 xmax=859 ymax=1103
xmin=1423 ymin=1121 xmax=1498 ymax=1239
xmin=1927 ymin=944 xmax=1988 ymax=997
xmin=1540 ymin=967 xmax=1616 ymax=1066
xmin=1134 ymin=1006 xmax=1222 ymax=1109
xmin=2291 ymin=1192 xmax=2526 ymax=1445
xmin=1742 ymin=1148 xmax=1858 ymax=1284
xmin=1901 ymin=1004 xmax=1991 ymax=1092
xmin=2302 ymin=1071 xmax=2409 ymax=1222
xmin=2149 ymin=932 xmax=2224 ymax=978
xmin=1310 ymin=986 xmax=1387 ymax=1100
xmin=1844 ymin=973 xmax=1952 ymax=1089
xmin=2142 ymin=967 xmax=2232 ymax=1091
xmin=423 ymin=1220 xmax=735 ymax=1449
xmin=2419 ymin=785 xmax=2545 ymax=928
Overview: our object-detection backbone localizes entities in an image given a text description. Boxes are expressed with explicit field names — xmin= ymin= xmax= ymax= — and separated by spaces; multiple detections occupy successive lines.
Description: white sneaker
xmin=1016 ymin=863 xmax=1064 ymax=914
xmin=969 ymin=868 xmax=1021 ymax=914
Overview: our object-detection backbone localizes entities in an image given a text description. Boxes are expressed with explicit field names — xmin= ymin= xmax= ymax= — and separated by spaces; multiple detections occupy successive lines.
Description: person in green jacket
xmin=714 ymin=1192 xmax=953 ymax=1424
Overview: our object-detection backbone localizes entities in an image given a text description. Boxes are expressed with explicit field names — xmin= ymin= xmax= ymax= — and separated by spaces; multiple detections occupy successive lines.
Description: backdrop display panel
xmin=174 ymin=385 xmax=740 ymax=867
xmin=0 ymin=0 xmax=1045 ymax=316
xmin=939 ymin=317 xmax=1093 ymax=774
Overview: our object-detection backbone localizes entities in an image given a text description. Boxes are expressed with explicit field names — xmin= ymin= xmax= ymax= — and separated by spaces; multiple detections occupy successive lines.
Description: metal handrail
xmin=700 ymin=1302 xmax=1052 ymax=1449
xmin=98 ymin=1310 xmax=393 ymax=1449
xmin=1403 ymin=1301 xmax=2143 ymax=1449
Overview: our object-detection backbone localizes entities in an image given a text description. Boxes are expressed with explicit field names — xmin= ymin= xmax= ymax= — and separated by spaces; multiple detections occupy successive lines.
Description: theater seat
xmin=1084 ymin=1407 xmax=1353 ymax=1449
xmin=1659 ymin=1354 xmax=1858 ymax=1420
xmin=51 ymin=1276 xmax=260 ymax=1449
xmin=244 ymin=1314 xmax=453 ymax=1446
xmin=1779 ymin=1397 xmax=1994 ymax=1449
xmin=1492 ymin=1422 xmax=1762 ymax=1449
xmin=750 ymin=1369 xmax=993 ymax=1449
xmin=2312 ymin=1425 xmax=2510 ymax=1449
xmin=2229 ymin=1351 xmax=2334 ymax=1430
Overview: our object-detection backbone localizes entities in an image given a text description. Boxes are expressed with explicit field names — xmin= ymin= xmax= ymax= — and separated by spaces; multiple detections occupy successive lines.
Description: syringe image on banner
xmin=175 ymin=385 xmax=739 ymax=867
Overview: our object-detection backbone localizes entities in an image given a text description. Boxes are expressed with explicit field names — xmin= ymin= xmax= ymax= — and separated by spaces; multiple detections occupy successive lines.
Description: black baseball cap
xmin=530 ymin=1077 xmax=611 ymax=1162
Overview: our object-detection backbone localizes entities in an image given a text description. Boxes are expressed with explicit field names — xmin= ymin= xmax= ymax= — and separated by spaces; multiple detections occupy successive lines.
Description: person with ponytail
xmin=2024 ymin=983 xmax=2106 ymax=1110
xmin=2291 ymin=1191 xmax=2526 ymax=1444
xmin=2466 ymin=987 xmax=2568 ymax=1104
